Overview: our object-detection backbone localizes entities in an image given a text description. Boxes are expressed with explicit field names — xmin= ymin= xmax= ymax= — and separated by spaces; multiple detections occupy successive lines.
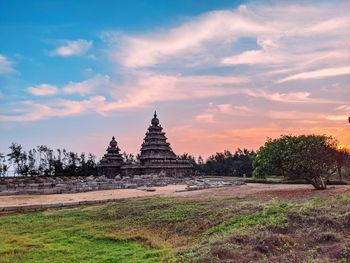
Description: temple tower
xmin=98 ymin=136 xmax=124 ymax=177
xmin=139 ymin=111 xmax=177 ymax=164
xmin=138 ymin=111 xmax=194 ymax=177
xmin=98 ymin=112 xmax=194 ymax=178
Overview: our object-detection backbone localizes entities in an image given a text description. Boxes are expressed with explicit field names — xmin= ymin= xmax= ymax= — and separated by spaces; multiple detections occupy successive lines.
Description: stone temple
xmin=98 ymin=112 xmax=194 ymax=177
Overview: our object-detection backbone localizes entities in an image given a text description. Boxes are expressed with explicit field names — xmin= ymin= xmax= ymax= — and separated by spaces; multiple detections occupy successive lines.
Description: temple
xmin=97 ymin=136 xmax=124 ymax=177
xmin=98 ymin=112 xmax=194 ymax=177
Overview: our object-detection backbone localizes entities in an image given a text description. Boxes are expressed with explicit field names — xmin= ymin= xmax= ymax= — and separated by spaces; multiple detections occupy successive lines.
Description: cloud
xmin=27 ymin=84 xmax=58 ymax=96
xmin=63 ymin=74 xmax=112 ymax=95
xmin=108 ymin=5 xmax=272 ymax=68
xmin=51 ymin=39 xmax=93 ymax=57
xmin=98 ymin=73 xmax=250 ymax=112
xmin=195 ymin=113 xmax=215 ymax=123
xmin=2 ymin=1 xmax=349 ymax=128
xmin=243 ymin=89 xmax=338 ymax=104
xmin=0 ymin=96 xmax=107 ymax=122
xmin=0 ymin=54 xmax=14 ymax=74
xmin=195 ymin=102 xmax=256 ymax=123
xmin=336 ymin=104 xmax=350 ymax=111
xmin=8 ymin=69 xmax=339 ymax=123
xmin=277 ymin=66 xmax=350 ymax=83
xmin=221 ymin=50 xmax=287 ymax=65
xmin=26 ymin=74 xmax=111 ymax=97
xmin=106 ymin=2 xmax=349 ymax=71
xmin=325 ymin=114 xmax=348 ymax=121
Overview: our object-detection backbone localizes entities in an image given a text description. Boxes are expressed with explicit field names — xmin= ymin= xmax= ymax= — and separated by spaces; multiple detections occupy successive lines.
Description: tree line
xmin=177 ymin=149 xmax=256 ymax=177
xmin=1 ymin=134 xmax=349 ymax=190
xmin=0 ymin=143 xmax=98 ymax=177
xmin=0 ymin=143 xmax=256 ymax=177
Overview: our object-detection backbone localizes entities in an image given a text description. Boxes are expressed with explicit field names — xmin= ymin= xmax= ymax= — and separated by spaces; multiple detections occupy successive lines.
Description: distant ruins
xmin=98 ymin=112 xmax=194 ymax=177
xmin=0 ymin=112 xmax=245 ymax=197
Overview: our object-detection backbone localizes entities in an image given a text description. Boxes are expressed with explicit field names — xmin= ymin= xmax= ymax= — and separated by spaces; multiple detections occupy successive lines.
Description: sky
xmin=0 ymin=0 xmax=349 ymax=159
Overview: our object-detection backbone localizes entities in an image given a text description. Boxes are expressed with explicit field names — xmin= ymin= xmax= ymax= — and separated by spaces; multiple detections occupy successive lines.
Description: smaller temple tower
xmin=98 ymin=136 xmax=124 ymax=178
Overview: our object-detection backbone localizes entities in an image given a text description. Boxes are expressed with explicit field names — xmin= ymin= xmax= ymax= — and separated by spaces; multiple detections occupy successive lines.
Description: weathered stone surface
xmin=0 ymin=174 xmax=245 ymax=196
xmin=97 ymin=112 xmax=194 ymax=178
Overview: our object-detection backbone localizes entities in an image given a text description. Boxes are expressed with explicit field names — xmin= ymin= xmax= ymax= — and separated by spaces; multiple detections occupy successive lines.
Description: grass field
xmin=0 ymin=187 xmax=349 ymax=262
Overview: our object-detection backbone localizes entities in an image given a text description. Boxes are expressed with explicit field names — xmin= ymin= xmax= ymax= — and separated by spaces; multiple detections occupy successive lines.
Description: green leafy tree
xmin=334 ymin=148 xmax=350 ymax=181
xmin=253 ymin=135 xmax=339 ymax=190
xmin=203 ymin=149 xmax=255 ymax=176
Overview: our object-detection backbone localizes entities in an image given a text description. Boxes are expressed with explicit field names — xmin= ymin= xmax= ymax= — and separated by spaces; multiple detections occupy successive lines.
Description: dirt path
xmin=1 ymin=183 xmax=349 ymax=210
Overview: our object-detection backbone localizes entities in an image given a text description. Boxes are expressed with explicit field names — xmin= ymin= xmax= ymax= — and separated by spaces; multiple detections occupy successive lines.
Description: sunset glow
xmin=0 ymin=0 xmax=349 ymax=159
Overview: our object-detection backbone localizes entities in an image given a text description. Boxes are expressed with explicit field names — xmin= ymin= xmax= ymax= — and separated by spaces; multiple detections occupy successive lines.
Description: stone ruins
xmin=98 ymin=111 xmax=194 ymax=178
xmin=0 ymin=112 xmax=245 ymax=196
xmin=0 ymin=175 xmax=244 ymax=196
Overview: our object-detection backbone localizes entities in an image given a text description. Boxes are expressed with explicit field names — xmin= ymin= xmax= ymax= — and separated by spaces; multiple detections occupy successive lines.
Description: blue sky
xmin=0 ymin=0 xmax=349 ymax=158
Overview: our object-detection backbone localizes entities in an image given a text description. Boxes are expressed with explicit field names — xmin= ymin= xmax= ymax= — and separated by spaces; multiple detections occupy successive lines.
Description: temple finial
xmin=151 ymin=111 xmax=159 ymax=126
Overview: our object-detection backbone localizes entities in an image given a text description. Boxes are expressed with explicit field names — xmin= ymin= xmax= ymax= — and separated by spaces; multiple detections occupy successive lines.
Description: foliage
xmin=200 ymin=149 xmax=256 ymax=177
xmin=334 ymin=148 xmax=350 ymax=181
xmin=253 ymin=134 xmax=341 ymax=189
xmin=3 ymin=143 xmax=97 ymax=177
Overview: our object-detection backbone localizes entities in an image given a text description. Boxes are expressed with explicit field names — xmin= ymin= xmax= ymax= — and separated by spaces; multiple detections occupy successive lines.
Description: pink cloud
xmin=63 ymin=74 xmax=112 ymax=95
xmin=98 ymin=73 xmax=250 ymax=112
xmin=0 ymin=96 xmax=107 ymax=122
xmin=277 ymin=66 xmax=350 ymax=83
xmin=27 ymin=84 xmax=58 ymax=96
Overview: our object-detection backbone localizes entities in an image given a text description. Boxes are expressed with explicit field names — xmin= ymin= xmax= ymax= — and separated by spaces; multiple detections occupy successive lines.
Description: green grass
xmin=0 ymin=193 xmax=349 ymax=262
xmin=0 ymin=208 xmax=171 ymax=263
xmin=206 ymin=200 xmax=291 ymax=236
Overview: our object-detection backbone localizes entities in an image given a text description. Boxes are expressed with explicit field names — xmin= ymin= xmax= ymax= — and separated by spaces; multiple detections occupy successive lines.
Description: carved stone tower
xmin=139 ymin=111 xmax=177 ymax=165
xmin=98 ymin=136 xmax=124 ymax=177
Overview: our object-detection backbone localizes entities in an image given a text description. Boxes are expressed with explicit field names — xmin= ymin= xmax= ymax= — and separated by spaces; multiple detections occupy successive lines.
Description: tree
xmin=334 ymin=148 xmax=350 ymax=181
xmin=66 ymin=151 xmax=79 ymax=175
xmin=52 ymin=149 xmax=64 ymax=176
xmin=253 ymin=134 xmax=338 ymax=190
xmin=201 ymin=149 xmax=255 ymax=177
xmin=7 ymin=143 xmax=27 ymax=176
xmin=27 ymin=149 xmax=38 ymax=176
xmin=0 ymin=153 xmax=8 ymax=177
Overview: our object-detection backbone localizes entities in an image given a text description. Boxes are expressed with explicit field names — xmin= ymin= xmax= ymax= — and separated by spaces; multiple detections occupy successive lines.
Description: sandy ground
xmin=1 ymin=183 xmax=349 ymax=208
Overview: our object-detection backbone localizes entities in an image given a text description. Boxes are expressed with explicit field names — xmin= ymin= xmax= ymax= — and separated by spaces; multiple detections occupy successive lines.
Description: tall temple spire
xmin=140 ymin=111 xmax=176 ymax=164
